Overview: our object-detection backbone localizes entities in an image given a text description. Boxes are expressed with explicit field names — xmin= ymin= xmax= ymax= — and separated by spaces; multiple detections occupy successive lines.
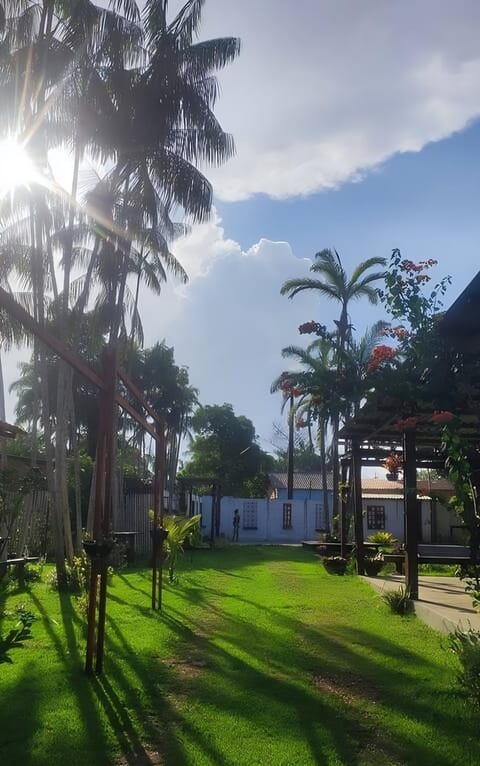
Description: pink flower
xmin=430 ymin=411 xmax=455 ymax=424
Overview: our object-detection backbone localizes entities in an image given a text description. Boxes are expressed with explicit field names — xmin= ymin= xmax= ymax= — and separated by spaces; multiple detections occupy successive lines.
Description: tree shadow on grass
xmin=0 ymin=663 xmax=42 ymax=764
xmin=153 ymin=576 xmax=477 ymax=766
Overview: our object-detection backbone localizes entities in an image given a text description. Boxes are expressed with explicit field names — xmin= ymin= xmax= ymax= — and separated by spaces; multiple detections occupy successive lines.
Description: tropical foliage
xmin=182 ymin=403 xmax=273 ymax=497
xmin=0 ymin=0 xmax=239 ymax=574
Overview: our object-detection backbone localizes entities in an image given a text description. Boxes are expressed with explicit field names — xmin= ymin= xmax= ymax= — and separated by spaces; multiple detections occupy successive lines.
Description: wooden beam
xmin=118 ymin=368 xmax=165 ymax=427
xmin=0 ymin=285 xmax=106 ymax=390
xmin=115 ymin=394 xmax=157 ymax=440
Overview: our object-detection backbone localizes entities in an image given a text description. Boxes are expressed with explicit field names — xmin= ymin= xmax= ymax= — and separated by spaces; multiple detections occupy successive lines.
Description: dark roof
xmin=440 ymin=271 xmax=480 ymax=351
xmin=269 ymin=472 xmax=333 ymax=491
xmin=0 ymin=421 xmax=25 ymax=439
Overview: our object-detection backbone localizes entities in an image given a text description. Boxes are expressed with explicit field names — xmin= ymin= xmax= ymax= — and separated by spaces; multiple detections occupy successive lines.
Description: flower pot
xmin=83 ymin=540 xmax=113 ymax=560
xmin=150 ymin=528 xmax=169 ymax=545
xmin=364 ymin=559 xmax=384 ymax=576
xmin=323 ymin=557 xmax=348 ymax=575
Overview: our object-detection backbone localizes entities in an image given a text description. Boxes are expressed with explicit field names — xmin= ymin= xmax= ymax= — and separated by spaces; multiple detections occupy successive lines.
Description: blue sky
xmin=215 ymin=120 xmax=480 ymax=290
xmin=4 ymin=0 xmax=480 ymax=464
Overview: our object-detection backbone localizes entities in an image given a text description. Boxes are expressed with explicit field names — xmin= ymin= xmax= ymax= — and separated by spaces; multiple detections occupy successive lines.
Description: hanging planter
xmin=386 ymin=472 xmax=399 ymax=481
xmin=83 ymin=539 xmax=114 ymax=560
xmin=383 ymin=453 xmax=403 ymax=480
xmin=150 ymin=527 xmax=169 ymax=545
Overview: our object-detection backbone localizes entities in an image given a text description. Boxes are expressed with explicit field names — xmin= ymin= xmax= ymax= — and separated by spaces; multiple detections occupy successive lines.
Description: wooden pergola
xmin=339 ymin=271 xmax=480 ymax=599
xmin=0 ymin=285 xmax=167 ymax=674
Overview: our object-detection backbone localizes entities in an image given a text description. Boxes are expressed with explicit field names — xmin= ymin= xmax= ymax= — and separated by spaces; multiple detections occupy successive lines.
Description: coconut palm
xmin=281 ymin=250 xmax=386 ymax=520
xmin=281 ymin=249 xmax=386 ymax=350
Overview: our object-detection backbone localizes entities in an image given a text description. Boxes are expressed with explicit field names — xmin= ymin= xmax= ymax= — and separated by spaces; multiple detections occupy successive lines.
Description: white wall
xmin=198 ymin=496 xmax=328 ymax=543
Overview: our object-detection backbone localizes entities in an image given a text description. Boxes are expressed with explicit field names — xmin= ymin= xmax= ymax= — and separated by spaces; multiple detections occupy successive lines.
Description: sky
xmin=4 ymin=0 xmax=480 ymax=460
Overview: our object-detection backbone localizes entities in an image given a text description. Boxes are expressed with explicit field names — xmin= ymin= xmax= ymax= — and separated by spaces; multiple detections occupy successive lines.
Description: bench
xmin=0 ymin=556 xmax=40 ymax=587
xmin=383 ymin=553 xmax=471 ymax=574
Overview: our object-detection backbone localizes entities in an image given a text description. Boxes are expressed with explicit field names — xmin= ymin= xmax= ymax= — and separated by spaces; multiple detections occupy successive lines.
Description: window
xmin=243 ymin=500 xmax=258 ymax=530
xmin=315 ymin=503 xmax=326 ymax=531
xmin=367 ymin=505 xmax=385 ymax=530
xmin=283 ymin=502 xmax=292 ymax=529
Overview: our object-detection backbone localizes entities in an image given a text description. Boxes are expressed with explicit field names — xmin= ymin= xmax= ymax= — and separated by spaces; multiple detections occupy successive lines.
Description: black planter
xmin=150 ymin=528 xmax=169 ymax=545
xmin=364 ymin=559 xmax=384 ymax=576
xmin=83 ymin=540 xmax=114 ymax=560
xmin=386 ymin=472 xmax=399 ymax=481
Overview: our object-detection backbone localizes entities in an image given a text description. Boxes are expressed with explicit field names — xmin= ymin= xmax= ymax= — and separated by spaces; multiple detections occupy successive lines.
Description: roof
xmin=440 ymin=271 xmax=480 ymax=351
xmin=362 ymin=478 xmax=453 ymax=493
xmin=268 ymin=473 xmax=453 ymax=494
xmin=0 ymin=421 xmax=25 ymax=439
xmin=268 ymin=472 xmax=334 ymax=491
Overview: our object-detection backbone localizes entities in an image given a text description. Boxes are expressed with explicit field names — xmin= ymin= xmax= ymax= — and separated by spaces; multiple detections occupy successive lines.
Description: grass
xmin=0 ymin=546 xmax=478 ymax=765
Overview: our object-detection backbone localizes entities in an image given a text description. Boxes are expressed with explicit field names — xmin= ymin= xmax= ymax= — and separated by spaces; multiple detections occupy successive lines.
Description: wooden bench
xmin=0 ymin=556 xmax=40 ymax=587
xmin=383 ymin=553 xmax=471 ymax=574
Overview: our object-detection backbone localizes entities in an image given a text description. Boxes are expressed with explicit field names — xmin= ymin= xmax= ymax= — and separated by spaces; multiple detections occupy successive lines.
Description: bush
xmin=366 ymin=531 xmax=398 ymax=552
xmin=0 ymin=604 xmax=36 ymax=664
xmin=382 ymin=586 xmax=413 ymax=615
xmin=46 ymin=555 xmax=90 ymax=592
xmin=9 ymin=559 xmax=44 ymax=585
xmin=449 ymin=627 xmax=480 ymax=707
xmin=323 ymin=556 xmax=348 ymax=575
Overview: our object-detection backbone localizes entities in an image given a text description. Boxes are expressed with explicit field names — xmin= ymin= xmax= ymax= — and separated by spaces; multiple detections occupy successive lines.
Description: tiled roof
xmin=268 ymin=473 xmax=454 ymax=494
xmin=268 ymin=472 xmax=334 ymax=491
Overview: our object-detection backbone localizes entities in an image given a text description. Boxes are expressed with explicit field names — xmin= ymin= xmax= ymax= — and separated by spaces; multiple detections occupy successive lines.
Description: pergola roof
xmin=439 ymin=270 xmax=480 ymax=351
xmin=0 ymin=420 xmax=25 ymax=439
xmin=339 ymin=398 xmax=480 ymax=449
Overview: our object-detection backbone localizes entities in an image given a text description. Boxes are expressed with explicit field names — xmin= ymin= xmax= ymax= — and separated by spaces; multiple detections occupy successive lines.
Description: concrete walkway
xmin=363 ymin=574 xmax=480 ymax=634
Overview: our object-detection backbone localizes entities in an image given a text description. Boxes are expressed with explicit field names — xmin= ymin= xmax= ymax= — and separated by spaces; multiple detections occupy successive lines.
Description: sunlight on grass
xmin=0 ymin=547 xmax=478 ymax=766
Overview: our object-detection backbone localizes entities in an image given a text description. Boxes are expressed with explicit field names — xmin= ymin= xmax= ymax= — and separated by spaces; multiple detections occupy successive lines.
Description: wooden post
xmin=157 ymin=422 xmax=166 ymax=611
xmin=85 ymin=378 xmax=107 ymax=675
xmin=404 ymin=429 xmax=419 ymax=600
xmin=340 ymin=459 xmax=348 ymax=558
xmin=287 ymin=393 xmax=294 ymax=500
xmin=352 ymin=439 xmax=365 ymax=575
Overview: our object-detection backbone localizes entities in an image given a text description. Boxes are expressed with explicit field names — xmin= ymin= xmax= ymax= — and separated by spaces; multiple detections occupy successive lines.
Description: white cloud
xmin=141 ymin=214 xmax=349 ymax=453
xmin=197 ymin=0 xmax=480 ymax=200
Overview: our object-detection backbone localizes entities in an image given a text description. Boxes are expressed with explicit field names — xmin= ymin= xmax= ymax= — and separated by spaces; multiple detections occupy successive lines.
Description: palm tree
xmin=280 ymin=249 xmax=386 ymax=521
xmin=272 ymin=339 xmax=336 ymax=522
xmin=281 ymin=249 xmax=385 ymax=347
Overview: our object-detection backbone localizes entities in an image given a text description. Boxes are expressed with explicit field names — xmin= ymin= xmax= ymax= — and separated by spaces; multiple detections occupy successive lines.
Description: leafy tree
xmin=182 ymin=404 xmax=273 ymax=497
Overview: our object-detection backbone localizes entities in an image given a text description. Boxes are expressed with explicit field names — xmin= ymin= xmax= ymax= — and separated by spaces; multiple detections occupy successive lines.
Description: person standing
xmin=232 ymin=509 xmax=240 ymax=542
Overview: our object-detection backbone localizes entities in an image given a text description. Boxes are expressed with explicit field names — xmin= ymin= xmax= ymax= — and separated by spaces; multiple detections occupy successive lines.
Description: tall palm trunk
xmin=55 ymin=143 xmax=81 ymax=563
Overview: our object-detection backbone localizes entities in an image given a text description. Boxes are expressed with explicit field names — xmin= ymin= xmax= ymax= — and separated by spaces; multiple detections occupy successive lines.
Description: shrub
xmin=449 ymin=627 xmax=480 ymax=707
xmin=457 ymin=564 xmax=480 ymax=611
xmin=366 ymin=531 xmax=398 ymax=552
xmin=8 ymin=559 xmax=44 ymax=585
xmin=0 ymin=604 xmax=36 ymax=664
xmin=323 ymin=555 xmax=348 ymax=575
xmin=46 ymin=555 xmax=90 ymax=592
xmin=382 ymin=586 xmax=413 ymax=615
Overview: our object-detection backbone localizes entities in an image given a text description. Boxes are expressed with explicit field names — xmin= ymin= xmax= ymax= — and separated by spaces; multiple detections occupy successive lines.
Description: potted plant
xmin=363 ymin=553 xmax=384 ymax=576
xmin=322 ymin=555 xmax=348 ymax=575
xmin=82 ymin=534 xmax=114 ymax=560
xmin=383 ymin=452 xmax=403 ymax=481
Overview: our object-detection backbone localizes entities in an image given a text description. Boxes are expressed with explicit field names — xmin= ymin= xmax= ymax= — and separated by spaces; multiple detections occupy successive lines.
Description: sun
xmin=0 ymin=136 xmax=36 ymax=198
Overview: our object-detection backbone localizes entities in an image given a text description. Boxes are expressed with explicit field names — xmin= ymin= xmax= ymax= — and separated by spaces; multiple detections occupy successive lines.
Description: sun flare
xmin=0 ymin=136 xmax=36 ymax=198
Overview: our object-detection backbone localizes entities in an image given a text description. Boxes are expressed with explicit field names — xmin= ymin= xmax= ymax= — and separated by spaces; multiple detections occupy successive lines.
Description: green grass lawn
xmin=1 ymin=546 xmax=478 ymax=766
